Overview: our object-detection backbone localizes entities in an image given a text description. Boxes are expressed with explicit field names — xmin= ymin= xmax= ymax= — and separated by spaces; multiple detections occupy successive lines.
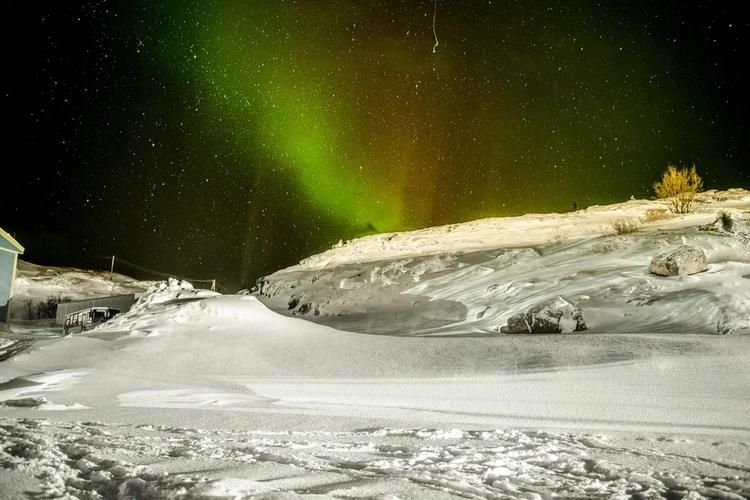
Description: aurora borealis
xmin=4 ymin=1 xmax=749 ymax=287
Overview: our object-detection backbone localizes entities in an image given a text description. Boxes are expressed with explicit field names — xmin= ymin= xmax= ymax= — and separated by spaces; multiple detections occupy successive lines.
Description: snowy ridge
xmin=256 ymin=189 xmax=750 ymax=335
xmin=292 ymin=189 xmax=750 ymax=271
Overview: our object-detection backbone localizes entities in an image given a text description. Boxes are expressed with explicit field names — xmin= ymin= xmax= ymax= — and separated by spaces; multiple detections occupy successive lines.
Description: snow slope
xmin=11 ymin=260 xmax=152 ymax=320
xmin=290 ymin=189 xmax=750 ymax=270
xmin=256 ymin=189 xmax=750 ymax=336
xmin=0 ymin=281 xmax=749 ymax=497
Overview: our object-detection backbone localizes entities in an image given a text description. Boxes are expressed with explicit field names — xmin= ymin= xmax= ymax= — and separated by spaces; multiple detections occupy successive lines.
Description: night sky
xmin=3 ymin=1 xmax=749 ymax=289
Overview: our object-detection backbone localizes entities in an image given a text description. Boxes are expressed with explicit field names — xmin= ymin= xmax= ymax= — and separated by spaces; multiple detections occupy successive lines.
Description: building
xmin=0 ymin=227 xmax=24 ymax=323
xmin=55 ymin=294 xmax=137 ymax=326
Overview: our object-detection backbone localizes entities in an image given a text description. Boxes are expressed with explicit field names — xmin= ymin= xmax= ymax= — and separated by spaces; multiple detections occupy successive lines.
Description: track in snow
xmin=2 ymin=418 xmax=748 ymax=499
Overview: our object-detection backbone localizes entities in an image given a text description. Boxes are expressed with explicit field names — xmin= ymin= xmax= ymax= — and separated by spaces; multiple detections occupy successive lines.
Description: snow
xmin=1 ymin=418 xmax=748 ymax=498
xmin=1 ymin=190 xmax=750 ymax=498
xmin=289 ymin=189 xmax=750 ymax=271
xmin=0 ymin=284 xmax=749 ymax=497
xmin=257 ymin=189 xmax=750 ymax=336
xmin=11 ymin=260 xmax=152 ymax=321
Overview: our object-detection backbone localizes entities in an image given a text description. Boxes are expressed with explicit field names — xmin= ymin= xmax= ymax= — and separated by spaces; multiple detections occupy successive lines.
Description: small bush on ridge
xmin=653 ymin=164 xmax=703 ymax=214
xmin=642 ymin=208 xmax=671 ymax=223
xmin=611 ymin=218 xmax=640 ymax=235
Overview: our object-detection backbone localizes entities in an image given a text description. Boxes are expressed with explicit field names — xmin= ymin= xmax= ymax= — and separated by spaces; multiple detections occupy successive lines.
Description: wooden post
xmin=211 ymin=279 xmax=216 ymax=292
xmin=110 ymin=255 xmax=115 ymax=274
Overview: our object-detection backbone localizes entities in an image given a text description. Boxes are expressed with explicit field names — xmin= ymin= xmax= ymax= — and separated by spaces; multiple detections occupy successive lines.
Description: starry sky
xmin=3 ymin=1 xmax=749 ymax=288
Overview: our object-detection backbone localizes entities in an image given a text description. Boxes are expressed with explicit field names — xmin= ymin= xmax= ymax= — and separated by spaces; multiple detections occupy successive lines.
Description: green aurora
xmin=6 ymin=1 xmax=748 ymax=287
xmin=151 ymin=1 xmax=736 ymax=230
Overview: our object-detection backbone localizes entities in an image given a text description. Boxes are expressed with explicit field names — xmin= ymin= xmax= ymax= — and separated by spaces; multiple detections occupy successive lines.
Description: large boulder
xmin=500 ymin=297 xmax=586 ymax=334
xmin=649 ymin=245 xmax=708 ymax=276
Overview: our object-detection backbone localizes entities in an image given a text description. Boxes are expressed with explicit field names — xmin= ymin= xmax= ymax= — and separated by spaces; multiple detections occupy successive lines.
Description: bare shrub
xmin=550 ymin=231 xmax=565 ymax=245
xmin=33 ymin=295 xmax=70 ymax=319
xmin=700 ymin=211 xmax=735 ymax=233
xmin=23 ymin=299 xmax=33 ymax=319
xmin=653 ymin=164 xmax=703 ymax=214
xmin=611 ymin=218 xmax=640 ymax=235
xmin=642 ymin=208 xmax=671 ymax=223
xmin=592 ymin=240 xmax=619 ymax=254
xmin=718 ymin=211 xmax=734 ymax=232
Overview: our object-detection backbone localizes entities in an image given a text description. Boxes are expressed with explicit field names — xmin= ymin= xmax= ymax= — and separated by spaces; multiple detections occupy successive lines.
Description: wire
xmin=92 ymin=255 xmax=216 ymax=285
xmin=432 ymin=0 xmax=439 ymax=53
xmin=115 ymin=257 xmax=214 ymax=284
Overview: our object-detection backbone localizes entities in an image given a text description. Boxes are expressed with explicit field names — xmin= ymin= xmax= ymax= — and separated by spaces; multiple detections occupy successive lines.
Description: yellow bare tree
xmin=653 ymin=164 xmax=703 ymax=214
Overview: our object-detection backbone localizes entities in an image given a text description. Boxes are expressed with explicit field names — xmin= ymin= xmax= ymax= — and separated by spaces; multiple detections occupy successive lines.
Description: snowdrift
xmin=1 ymin=280 xmax=749 ymax=498
xmin=1 ymin=279 xmax=749 ymax=436
xmin=256 ymin=189 xmax=750 ymax=335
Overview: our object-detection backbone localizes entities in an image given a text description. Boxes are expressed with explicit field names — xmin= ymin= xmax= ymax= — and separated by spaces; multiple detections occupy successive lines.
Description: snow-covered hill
xmin=12 ymin=260 xmax=152 ymax=320
xmin=291 ymin=189 xmax=750 ymax=270
xmin=255 ymin=189 xmax=750 ymax=336
xmin=1 ymin=280 xmax=749 ymax=497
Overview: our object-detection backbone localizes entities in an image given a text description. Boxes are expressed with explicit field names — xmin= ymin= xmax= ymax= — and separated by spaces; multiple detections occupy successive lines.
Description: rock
xmin=500 ymin=297 xmax=586 ymax=334
xmin=649 ymin=246 xmax=708 ymax=276
xmin=698 ymin=211 xmax=734 ymax=233
xmin=2 ymin=396 xmax=49 ymax=407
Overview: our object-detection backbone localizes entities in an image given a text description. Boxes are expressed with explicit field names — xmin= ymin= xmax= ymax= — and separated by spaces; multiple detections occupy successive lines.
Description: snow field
xmin=2 ymin=419 xmax=748 ymax=499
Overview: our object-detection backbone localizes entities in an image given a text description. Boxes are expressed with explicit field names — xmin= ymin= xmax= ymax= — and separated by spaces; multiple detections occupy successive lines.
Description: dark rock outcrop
xmin=500 ymin=297 xmax=586 ymax=334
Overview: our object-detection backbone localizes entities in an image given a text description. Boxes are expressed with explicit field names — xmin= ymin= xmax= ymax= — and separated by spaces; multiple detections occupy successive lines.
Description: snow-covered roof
xmin=0 ymin=226 xmax=24 ymax=254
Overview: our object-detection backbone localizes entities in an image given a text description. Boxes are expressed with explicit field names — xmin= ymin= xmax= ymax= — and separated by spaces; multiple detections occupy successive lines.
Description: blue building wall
xmin=0 ymin=250 xmax=16 ymax=322
xmin=0 ymin=236 xmax=20 ymax=253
